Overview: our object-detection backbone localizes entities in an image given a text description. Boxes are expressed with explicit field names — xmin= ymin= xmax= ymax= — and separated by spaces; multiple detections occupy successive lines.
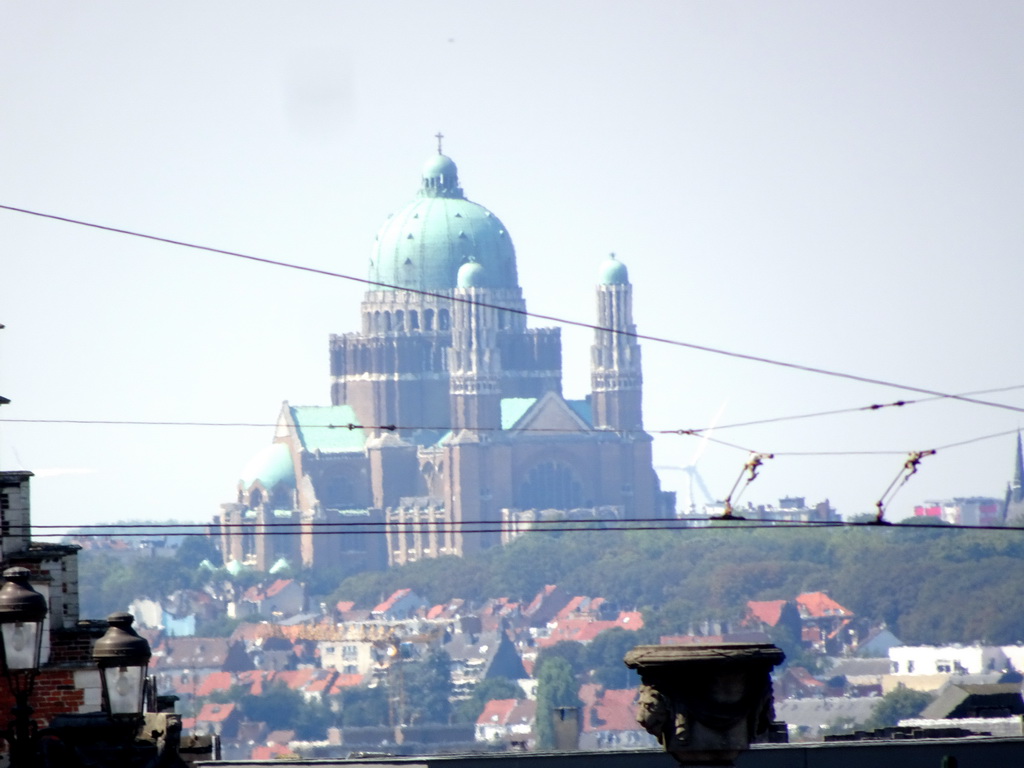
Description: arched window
xmin=424 ymin=308 xmax=435 ymax=331
xmin=384 ymin=311 xmax=392 ymax=331
xmin=410 ymin=310 xmax=419 ymax=330
xmin=438 ymin=308 xmax=450 ymax=331
xmin=249 ymin=488 xmax=263 ymax=508
xmin=395 ymin=310 xmax=405 ymax=331
xmin=373 ymin=311 xmax=382 ymax=333
xmin=515 ymin=462 xmax=583 ymax=510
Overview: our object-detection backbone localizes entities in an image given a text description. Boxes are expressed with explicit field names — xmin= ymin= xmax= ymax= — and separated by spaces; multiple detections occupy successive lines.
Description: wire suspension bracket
xmin=874 ymin=449 xmax=937 ymax=524
xmin=717 ymin=452 xmax=775 ymax=520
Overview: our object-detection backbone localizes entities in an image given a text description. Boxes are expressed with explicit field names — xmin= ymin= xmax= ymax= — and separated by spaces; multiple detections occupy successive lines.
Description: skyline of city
xmin=2 ymin=2 xmax=1023 ymax=528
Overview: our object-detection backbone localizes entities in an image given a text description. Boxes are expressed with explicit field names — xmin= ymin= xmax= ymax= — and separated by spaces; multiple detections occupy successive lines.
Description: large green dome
xmin=369 ymin=153 xmax=519 ymax=291
xmin=239 ymin=442 xmax=294 ymax=491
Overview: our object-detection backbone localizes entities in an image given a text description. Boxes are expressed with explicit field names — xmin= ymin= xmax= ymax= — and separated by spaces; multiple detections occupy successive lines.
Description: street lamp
xmin=92 ymin=613 xmax=152 ymax=716
xmin=0 ymin=566 xmax=48 ymax=766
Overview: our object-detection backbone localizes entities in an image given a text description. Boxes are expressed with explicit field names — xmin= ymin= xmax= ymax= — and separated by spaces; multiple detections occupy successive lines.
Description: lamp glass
xmin=103 ymin=664 xmax=146 ymax=714
xmin=0 ymin=620 xmax=42 ymax=671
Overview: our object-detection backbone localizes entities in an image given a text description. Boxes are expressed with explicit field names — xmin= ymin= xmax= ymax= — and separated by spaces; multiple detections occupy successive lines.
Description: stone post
xmin=624 ymin=643 xmax=785 ymax=767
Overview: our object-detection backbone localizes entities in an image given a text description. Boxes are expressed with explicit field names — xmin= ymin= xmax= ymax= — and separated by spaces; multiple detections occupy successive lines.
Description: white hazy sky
xmin=2 ymin=1 xmax=1023 ymax=529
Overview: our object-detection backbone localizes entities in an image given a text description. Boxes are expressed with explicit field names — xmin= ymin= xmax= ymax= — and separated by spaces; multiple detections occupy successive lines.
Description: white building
xmin=888 ymin=645 xmax=1024 ymax=677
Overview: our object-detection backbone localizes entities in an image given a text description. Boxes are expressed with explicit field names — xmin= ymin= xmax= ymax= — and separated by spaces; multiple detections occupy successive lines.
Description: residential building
xmin=475 ymin=698 xmax=535 ymax=746
xmin=578 ymin=684 xmax=657 ymax=750
xmin=913 ymin=497 xmax=1003 ymax=526
xmin=889 ymin=645 xmax=1015 ymax=678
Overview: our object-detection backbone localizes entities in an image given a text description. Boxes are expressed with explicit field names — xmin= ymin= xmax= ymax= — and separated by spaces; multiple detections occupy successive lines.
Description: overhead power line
xmin=3 ymin=203 xmax=1024 ymax=414
xmin=23 ymin=517 xmax=1024 ymax=539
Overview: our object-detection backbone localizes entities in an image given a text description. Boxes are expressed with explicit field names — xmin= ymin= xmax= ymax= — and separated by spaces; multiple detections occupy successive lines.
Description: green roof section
xmin=567 ymin=399 xmax=593 ymax=426
xmin=290 ymin=405 xmax=367 ymax=454
xmin=240 ymin=442 xmax=295 ymax=491
xmin=501 ymin=398 xmax=537 ymax=430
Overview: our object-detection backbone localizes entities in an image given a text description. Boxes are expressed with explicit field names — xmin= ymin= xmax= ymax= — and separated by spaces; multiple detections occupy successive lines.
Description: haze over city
xmin=2 ymin=1 xmax=1023 ymax=529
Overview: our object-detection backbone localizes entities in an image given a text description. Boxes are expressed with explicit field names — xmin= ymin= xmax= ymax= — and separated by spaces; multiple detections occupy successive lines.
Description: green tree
xmin=336 ymin=686 xmax=388 ymax=727
xmin=862 ymin=686 xmax=933 ymax=730
xmin=535 ymin=641 xmax=587 ymax=678
xmin=403 ymin=649 xmax=454 ymax=724
xmin=176 ymin=536 xmax=220 ymax=568
xmin=535 ymin=657 xmax=581 ymax=750
xmin=586 ymin=628 xmax=642 ymax=689
xmin=238 ymin=680 xmax=333 ymax=738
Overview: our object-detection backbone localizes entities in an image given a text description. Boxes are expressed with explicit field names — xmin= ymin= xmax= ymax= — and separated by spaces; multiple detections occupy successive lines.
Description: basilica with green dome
xmin=216 ymin=146 xmax=672 ymax=572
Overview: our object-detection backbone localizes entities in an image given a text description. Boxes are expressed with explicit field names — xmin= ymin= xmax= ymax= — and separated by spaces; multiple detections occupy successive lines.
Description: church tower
xmin=449 ymin=260 xmax=502 ymax=432
xmin=328 ymin=144 xmax=560 ymax=437
xmin=1003 ymin=431 xmax=1024 ymax=523
xmin=590 ymin=254 xmax=643 ymax=432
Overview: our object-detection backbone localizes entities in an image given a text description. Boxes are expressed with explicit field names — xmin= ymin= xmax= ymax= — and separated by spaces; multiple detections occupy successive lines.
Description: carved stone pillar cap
xmin=625 ymin=643 xmax=785 ymax=670
xmin=623 ymin=643 xmax=785 ymax=767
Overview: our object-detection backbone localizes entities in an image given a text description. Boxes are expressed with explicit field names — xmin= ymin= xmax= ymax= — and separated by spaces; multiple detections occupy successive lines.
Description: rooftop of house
xmin=580 ymin=685 xmax=642 ymax=733
xmin=921 ymin=683 xmax=1024 ymax=720
xmin=196 ymin=702 xmax=236 ymax=723
xmin=536 ymin=612 xmax=644 ymax=648
xmin=373 ymin=588 xmax=414 ymax=614
xmin=477 ymin=698 xmax=536 ymax=727
xmin=156 ymin=637 xmax=230 ymax=669
xmin=798 ymin=591 xmax=854 ymax=619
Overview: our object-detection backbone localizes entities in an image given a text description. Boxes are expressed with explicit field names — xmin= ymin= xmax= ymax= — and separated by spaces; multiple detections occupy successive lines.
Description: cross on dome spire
xmin=435 ymin=132 xmax=444 ymax=154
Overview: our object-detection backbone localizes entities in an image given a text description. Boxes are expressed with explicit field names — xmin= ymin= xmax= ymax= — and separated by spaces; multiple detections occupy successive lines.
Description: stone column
xmin=624 ymin=643 xmax=785 ymax=767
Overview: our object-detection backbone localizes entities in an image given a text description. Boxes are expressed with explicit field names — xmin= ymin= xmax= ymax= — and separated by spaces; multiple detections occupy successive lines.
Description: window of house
xmin=342 ymin=645 xmax=358 ymax=660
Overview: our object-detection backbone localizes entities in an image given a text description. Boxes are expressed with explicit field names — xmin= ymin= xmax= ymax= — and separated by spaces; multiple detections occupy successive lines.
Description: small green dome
xmin=598 ymin=253 xmax=629 ymax=285
xmin=369 ymin=151 xmax=519 ymax=292
xmin=457 ymin=260 xmax=486 ymax=288
xmin=239 ymin=442 xmax=295 ymax=491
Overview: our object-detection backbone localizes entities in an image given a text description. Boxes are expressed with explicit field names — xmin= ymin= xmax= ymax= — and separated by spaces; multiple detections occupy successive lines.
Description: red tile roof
xmin=304 ymin=669 xmax=337 ymax=695
xmin=536 ymin=612 xmax=644 ymax=648
xmin=477 ymin=698 xmax=535 ymax=727
xmin=796 ymin=591 xmax=853 ymax=619
xmin=746 ymin=599 xmax=787 ymax=627
xmin=274 ymin=669 xmax=316 ymax=690
xmin=328 ymin=674 xmax=364 ymax=694
xmin=196 ymin=671 xmax=233 ymax=697
xmin=265 ymin=579 xmax=295 ymax=598
xmin=555 ymin=596 xmax=586 ymax=621
xmin=579 ymin=684 xmax=642 ymax=733
xmin=525 ymin=585 xmax=558 ymax=615
xmin=197 ymin=702 xmax=236 ymax=723
xmin=373 ymin=588 xmax=412 ymax=614
xmin=252 ymin=744 xmax=291 ymax=760
xmin=478 ymin=698 xmax=517 ymax=725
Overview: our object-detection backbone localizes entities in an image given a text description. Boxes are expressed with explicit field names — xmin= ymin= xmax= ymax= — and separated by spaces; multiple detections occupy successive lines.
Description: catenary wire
xmin=3 ymin=203 xmax=1024 ymax=414
xmin=664 ymin=384 xmax=1024 ymax=435
xmin=22 ymin=518 xmax=1024 ymax=538
xmin=5 ymin=382 xmax=1024 ymax=452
